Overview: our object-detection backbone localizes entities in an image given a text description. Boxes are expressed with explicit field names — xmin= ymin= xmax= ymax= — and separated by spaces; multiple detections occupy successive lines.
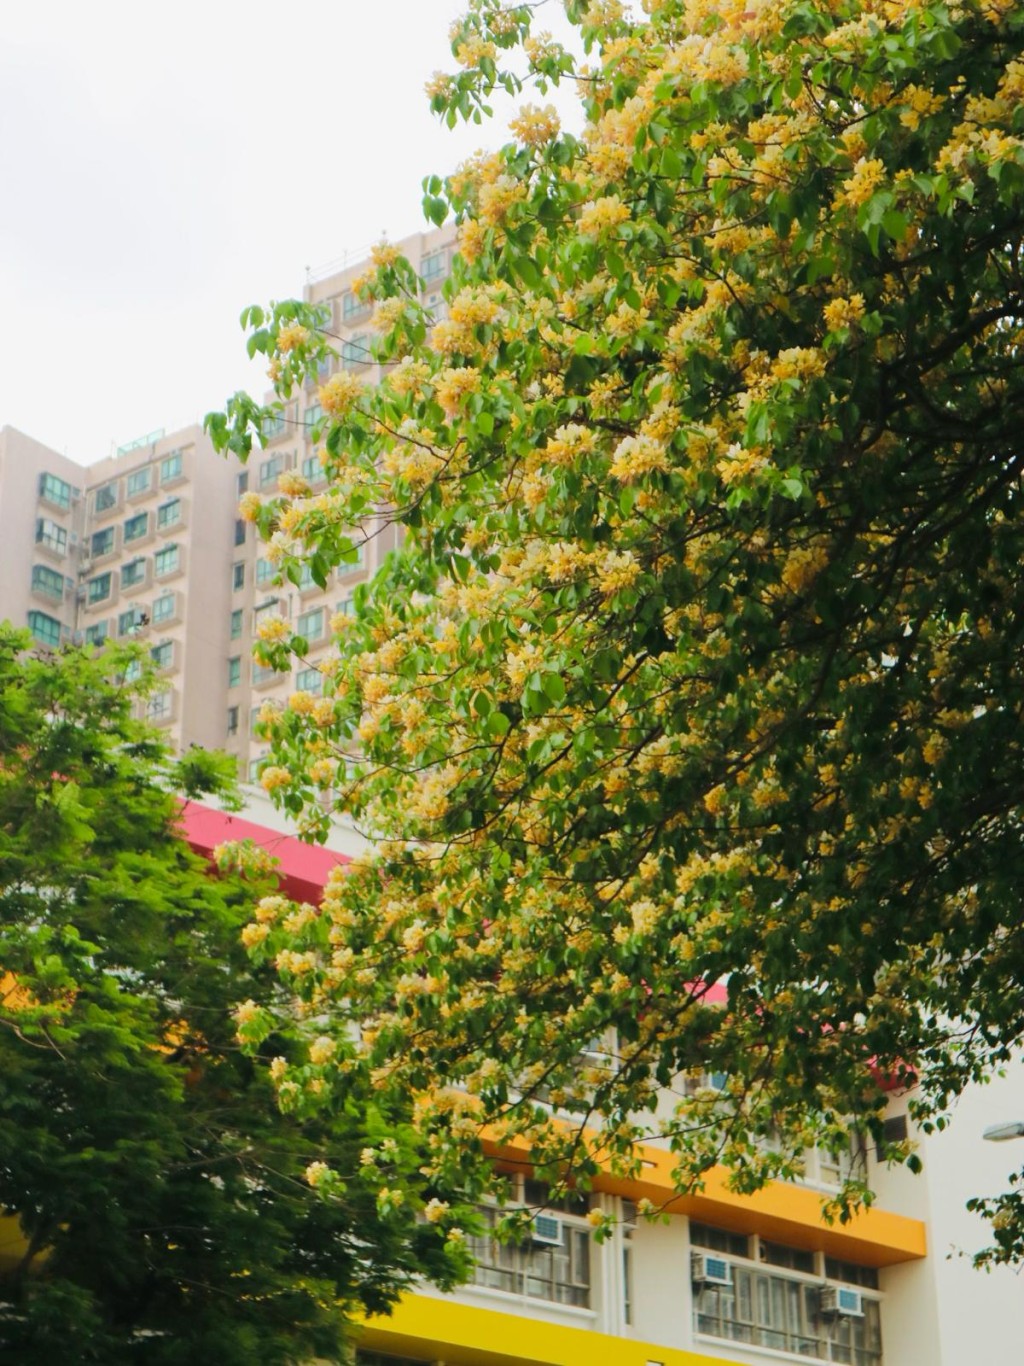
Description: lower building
xmin=183 ymin=802 xmax=1024 ymax=1366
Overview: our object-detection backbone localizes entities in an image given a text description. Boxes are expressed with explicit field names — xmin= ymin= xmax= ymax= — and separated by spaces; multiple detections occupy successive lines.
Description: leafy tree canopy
xmin=0 ymin=629 xmax=468 ymax=1365
xmin=211 ymin=0 xmax=1024 ymax=1262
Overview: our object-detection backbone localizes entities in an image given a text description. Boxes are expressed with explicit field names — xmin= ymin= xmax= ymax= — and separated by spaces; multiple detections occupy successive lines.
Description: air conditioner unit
xmin=691 ymin=1252 xmax=732 ymax=1286
xmin=820 ymin=1286 xmax=863 ymax=1317
xmin=531 ymin=1214 xmax=563 ymax=1246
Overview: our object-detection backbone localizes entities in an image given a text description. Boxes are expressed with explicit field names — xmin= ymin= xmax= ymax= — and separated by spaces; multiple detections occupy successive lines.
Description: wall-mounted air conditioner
xmin=691 ymin=1252 xmax=732 ymax=1286
xmin=820 ymin=1286 xmax=863 ymax=1317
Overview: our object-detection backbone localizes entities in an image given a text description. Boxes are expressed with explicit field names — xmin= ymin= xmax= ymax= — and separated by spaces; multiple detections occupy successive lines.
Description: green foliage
xmin=0 ymin=628 xmax=470 ymax=1363
xmin=211 ymin=0 xmax=1024 ymax=1261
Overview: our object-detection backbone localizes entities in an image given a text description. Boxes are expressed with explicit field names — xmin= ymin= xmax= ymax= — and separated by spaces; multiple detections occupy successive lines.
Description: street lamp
xmin=982 ymin=1121 xmax=1024 ymax=1142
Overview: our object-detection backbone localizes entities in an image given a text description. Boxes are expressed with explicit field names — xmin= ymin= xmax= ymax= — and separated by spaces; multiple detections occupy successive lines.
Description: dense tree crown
xmin=210 ymin=0 xmax=1024 ymax=1258
xmin=0 ymin=630 xmax=467 ymax=1365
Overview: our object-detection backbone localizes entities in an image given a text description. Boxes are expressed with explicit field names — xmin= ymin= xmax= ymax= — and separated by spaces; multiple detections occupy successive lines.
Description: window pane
xmin=27 ymin=611 xmax=62 ymax=646
xmin=39 ymin=473 xmax=72 ymax=509
xmin=152 ymin=593 xmax=175 ymax=624
xmin=160 ymin=451 xmax=183 ymax=482
xmin=91 ymin=528 xmax=115 ymax=557
xmin=94 ymin=482 xmax=118 ymax=513
xmin=88 ymin=573 xmax=112 ymax=604
xmin=124 ymin=512 xmax=148 ymax=542
xmin=36 ymin=519 xmax=67 ymax=553
xmin=31 ymin=565 xmax=65 ymax=600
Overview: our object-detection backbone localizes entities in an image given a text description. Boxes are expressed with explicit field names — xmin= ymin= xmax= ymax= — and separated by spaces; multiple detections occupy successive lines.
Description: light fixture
xmin=982 ymin=1121 xmax=1024 ymax=1142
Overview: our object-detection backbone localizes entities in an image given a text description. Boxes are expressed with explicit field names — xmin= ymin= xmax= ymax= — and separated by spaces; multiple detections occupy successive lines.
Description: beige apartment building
xmin=1 ymin=421 xmax=243 ymax=753
xmin=225 ymin=224 xmax=455 ymax=780
xmin=2 ymin=225 xmax=455 ymax=779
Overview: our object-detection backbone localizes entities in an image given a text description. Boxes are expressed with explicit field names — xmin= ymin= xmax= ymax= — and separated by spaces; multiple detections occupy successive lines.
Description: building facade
xmin=0 ymin=421 xmax=242 ymax=752
xmin=182 ymin=802 xmax=1024 ymax=1366
xmin=0 ymin=226 xmax=454 ymax=772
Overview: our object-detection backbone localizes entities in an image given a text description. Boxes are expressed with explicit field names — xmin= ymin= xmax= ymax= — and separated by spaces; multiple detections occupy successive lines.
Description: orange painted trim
xmin=485 ymin=1134 xmax=926 ymax=1267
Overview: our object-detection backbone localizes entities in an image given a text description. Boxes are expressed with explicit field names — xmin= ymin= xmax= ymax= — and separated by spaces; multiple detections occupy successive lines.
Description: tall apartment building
xmin=0 ymin=224 xmax=454 ymax=774
xmin=224 ymin=224 xmax=455 ymax=780
xmin=0 ymin=421 xmax=243 ymax=752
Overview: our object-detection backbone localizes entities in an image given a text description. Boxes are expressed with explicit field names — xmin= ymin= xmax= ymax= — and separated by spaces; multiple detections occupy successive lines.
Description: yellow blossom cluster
xmin=260 ymin=766 xmax=292 ymax=792
xmin=319 ymin=371 xmax=365 ymax=417
xmin=834 ymin=157 xmax=886 ymax=211
xmin=509 ymin=103 xmax=560 ymax=147
xmin=823 ymin=294 xmax=866 ymax=332
xmin=608 ymin=433 xmax=671 ymax=482
xmin=277 ymin=323 xmax=309 ymax=352
xmin=578 ymin=194 xmax=631 ymax=237
xmin=435 ymin=366 xmax=482 ymax=418
xmin=256 ymin=617 xmax=289 ymax=644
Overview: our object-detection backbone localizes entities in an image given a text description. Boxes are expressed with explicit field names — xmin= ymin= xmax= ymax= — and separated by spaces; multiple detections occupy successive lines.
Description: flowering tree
xmin=211 ymin=0 xmax=1024 ymax=1257
xmin=0 ymin=629 xmax=467 ymax=1364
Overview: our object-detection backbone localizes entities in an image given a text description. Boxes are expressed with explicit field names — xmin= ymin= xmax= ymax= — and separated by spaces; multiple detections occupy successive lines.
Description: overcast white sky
xmin=0 ymin=0 xmax=580 ymax=463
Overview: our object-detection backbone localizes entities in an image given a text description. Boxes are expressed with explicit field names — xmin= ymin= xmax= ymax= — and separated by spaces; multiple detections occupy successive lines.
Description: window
xmin=121 ymin=559 xmax=146 ymax=589
xmin=230 ymin=608 xmax=243 ymax=639
xmin=261 ymin=411 xmax=286 ymax=442
xmin=126 ymin=467 xmax=151 ymax=497
xmin=341 ymin=333 xmax=373 ymax=370
xmin=226 ymin=705 xmax=240 ymax=737
xmin=233 ymin=562 xmax=245 ymax=590
xmin=228 ymin=657 xmax=241 ymax=688
xmin=421 ymin=248 xmax=448 ymax=282
xmin=36 ymin=519 xmax=67 ymax=554
xmin=151 ymin=641 xmax=174 ymax=670
xmin=31 ymin=565 xmax=65 ymax=601
xmin=875 ymin=1114 xmax=908 ymax=1162
xmin=335 ymin=595 xmax=354 ymax=618
xmin=297 ymin=607 xmax=324 ymax=641
xmin=260 ymin=454 xmax=283 ymax=486
xmin=147 ymin=689 xmax=173 ymax=721
xmin=237 ymin=470 xmax=249 ymax=496
xmin=160 ymin=451 xmax=183 ymax=483
xmin=118 ymin=608 xmax=145 ymax=636
xmin=248 ymin=756 xmax=265 ymax=783
xmin=87 ymin=573 xmax=112 ymax=605
xmin=342 ymin=289 xmax=370 ymax=322
xmin=302 ymin=453 xmax=324 ymax=483
xmin=468 ymin=1201 xmax=591 ymax=1309
xmin=252 ymin=663 xmax=279 ymax=686
xmin=425 ymin=291 xmax=448 ymax=324
xmin=152 ymin=592 xmax=176 ymax=625
xmin=154 ymin=544 xmax=180 ymax=577
xmin=298 ymin=563 xmax=319 ymax=591
xmin=123 ymin=659 xmax=142 ymax=683
xmin=157 ymin=498 xmax=181 ymax=529
xmin=255 ymin=557 xmax=277 ymax=586
xmin=691 ymin=1225 xmax=883 ymax=1366
xmin=91 ymin=527 xmax=115 ymax=557
xmin=85 ymin=622 xmax=109 ymax=646
xmin=27 ymin=610 xmax=62 ymax=647
xmin=39 ymin=472 xmax=72 ymax=509
xmin=93 ymin=482 xmax=118 ymax=513
xmin=295 ymin=666 xmax=322 ymax=694
xmin=123 ymin=511 xmax=148 ymax=543
xmin=234 ymin=518 xmax=246 ymax=546
xmin=304 ymin=400 xmax=323 ymax=432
